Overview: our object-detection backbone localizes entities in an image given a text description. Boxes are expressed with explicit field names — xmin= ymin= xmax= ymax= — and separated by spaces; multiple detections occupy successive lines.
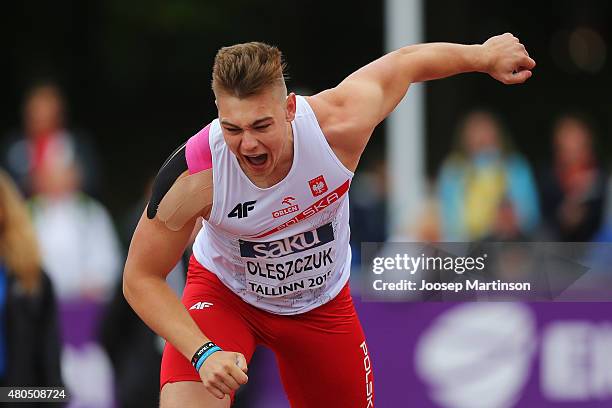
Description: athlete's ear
xmin=285 ymin=92 xmax=296 ymax=122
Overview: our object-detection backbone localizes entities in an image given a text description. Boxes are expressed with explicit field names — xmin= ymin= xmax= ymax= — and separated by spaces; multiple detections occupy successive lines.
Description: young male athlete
xmin=123 ymin=33 xmax=535 ymax=407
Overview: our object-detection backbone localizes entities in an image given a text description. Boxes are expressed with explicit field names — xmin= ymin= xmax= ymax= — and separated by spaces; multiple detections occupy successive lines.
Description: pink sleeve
xmin=185 ymin=123 xmax=212 ymax=174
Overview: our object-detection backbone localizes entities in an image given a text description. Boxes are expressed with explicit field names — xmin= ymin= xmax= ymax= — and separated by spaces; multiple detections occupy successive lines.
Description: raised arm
xmin=308 ymin=33 xmax=535 ymax=169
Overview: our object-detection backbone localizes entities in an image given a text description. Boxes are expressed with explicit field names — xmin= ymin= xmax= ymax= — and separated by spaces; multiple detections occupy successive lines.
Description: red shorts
xmin=160 ymin=256 xmax=375 ymax=407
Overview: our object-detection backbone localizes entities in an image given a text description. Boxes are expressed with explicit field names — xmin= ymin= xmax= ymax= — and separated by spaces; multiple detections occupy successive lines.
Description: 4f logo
xmin=309 ymin=175 xmax=328 ymax=197
xmin=228 ymin=200 xmax=257 ymax=219
xmin=190 ymin=301 xmax=213 ymax=310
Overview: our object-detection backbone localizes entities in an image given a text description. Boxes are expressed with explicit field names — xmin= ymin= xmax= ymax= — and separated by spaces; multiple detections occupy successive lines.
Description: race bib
xmin=239 ymin=223 xmax=336 ymax=297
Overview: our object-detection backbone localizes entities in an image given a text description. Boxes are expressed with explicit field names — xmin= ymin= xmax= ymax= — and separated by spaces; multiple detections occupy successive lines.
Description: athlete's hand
xmin=482 ymin=33 xmax=536 ymax=84
xmin=199 ymin=351 xmax=249 ymax=399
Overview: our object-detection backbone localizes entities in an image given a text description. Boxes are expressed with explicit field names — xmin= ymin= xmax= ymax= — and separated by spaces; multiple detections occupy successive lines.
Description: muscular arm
xmin=309 ymin=33 xmax=536 ymax=169
xmin=123 ymin=138 xmax=213 ymax=362
xmin=123 ymin=209 xmax=208 ymax=361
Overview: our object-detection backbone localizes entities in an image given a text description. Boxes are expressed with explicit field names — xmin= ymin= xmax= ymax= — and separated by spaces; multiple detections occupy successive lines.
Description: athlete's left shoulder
xmin=302 ymin=93 xmax=367 ymax=172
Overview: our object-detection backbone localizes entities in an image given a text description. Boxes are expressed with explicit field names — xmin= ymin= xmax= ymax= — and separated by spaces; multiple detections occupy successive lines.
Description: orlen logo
xmin=239 ymin=223 xmax=334 ymax=259
xmin=272 ymin=196 xmax=300 ymax=219
xmin=252 ymin=180 xmax=349 ymax=239
xmin=309 ymin=175 xmax=328 ymax=197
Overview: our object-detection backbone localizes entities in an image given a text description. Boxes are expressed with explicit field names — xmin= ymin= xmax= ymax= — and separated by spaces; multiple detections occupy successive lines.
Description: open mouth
xmin=244 ymin=154 xmax=268 ymax=167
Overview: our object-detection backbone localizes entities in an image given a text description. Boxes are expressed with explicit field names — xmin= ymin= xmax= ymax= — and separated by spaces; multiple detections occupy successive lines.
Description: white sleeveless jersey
xmin=192 ymin=96 xmax=354 ymax=315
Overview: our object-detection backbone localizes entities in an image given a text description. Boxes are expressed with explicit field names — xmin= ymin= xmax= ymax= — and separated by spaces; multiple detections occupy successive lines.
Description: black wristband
xmin=191 ymin=342 xmax=217 ymax=368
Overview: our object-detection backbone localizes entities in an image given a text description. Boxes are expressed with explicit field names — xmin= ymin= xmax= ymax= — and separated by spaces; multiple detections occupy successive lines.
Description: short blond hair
xmin=212 ymin=42 xmax=287 ymax=98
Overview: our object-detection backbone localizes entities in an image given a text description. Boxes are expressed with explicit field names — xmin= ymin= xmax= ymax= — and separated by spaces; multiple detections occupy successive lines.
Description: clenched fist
xmin=482 ymin=33 xmax=536 ymax=84
xmin=199 ymin=351 xmax=249 ymax=399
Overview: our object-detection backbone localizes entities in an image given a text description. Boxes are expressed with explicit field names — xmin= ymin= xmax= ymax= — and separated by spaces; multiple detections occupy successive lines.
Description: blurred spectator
xmin=438 ymin=110 xmax=540 ymax=241
xmin=409 ymin=197 xmax=442 ymax=243
xmin=29 ymin=153 xmax=121 ymax=303
xmin=484 ymin=197 xmax=528 ymax=241
xmin=595 ymin=177 xmax=612 ymax=241
xmin=350 ymin=159 xmax=388 ymax=263
xmin=390 ymin=184 xmax=441 ymax=242
xmin=1 ymin=83 xmax=100 ymax=198
xmin=0 ymin=169 xmax=63 ymax=398
xmin=539 ymin=113 xmax=607 ymax=241
xmin=27 ymin=139 xmax=120 ymax=407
